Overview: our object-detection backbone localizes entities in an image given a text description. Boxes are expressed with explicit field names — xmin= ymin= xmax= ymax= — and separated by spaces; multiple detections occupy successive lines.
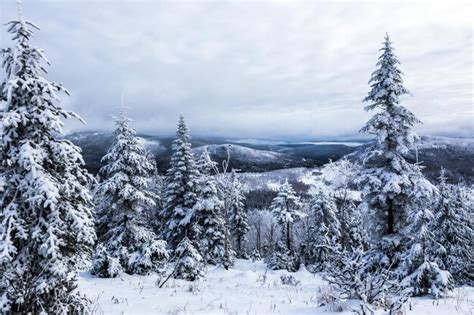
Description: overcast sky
xmin=1 ymin=0 xmax=472 ymax=139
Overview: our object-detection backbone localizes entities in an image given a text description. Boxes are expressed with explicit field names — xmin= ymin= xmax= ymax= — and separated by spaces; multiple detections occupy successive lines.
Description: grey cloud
xmin=0 ymin=0 xmax=472 ymax=139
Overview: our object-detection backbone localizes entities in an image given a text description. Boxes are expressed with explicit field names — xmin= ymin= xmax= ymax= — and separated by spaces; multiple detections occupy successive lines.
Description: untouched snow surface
xmin=78 ymin=259 xmax=473 ymax=315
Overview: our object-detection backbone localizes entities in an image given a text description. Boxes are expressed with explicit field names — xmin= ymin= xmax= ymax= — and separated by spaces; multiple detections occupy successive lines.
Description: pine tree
xmin=228 ymin=170 xmax=250 ymax=258
xmin=433 ymin=169 xmax=473 ymax=285
xmin=270 ymin=180 xmax=304 ymax=251
xmin=305 ymin=189 xmax=341 ymax=271
xmin=401 ymin=173 xmax=453 ymax=298
xmin=93 ymin=105 xmax=168 ymax=277
xmin=197 ymin=148 xmax=217 ymax=176
xmin=338 ymin=199 xmax=368 ymax=251
xmin=267 ymin=241 xmax=298 ymax=272
xmin=162 ymin=115 xmax=200 ymax=248
xmin=0 ymin=5 xmax=95 ymax=312
xmin=194 ymin=180 xmax=226 ymax=265
xmin=174 ymin=237 xmax=204 ymax=281
xmin=358 ymin=34 xmax=425 ymax=236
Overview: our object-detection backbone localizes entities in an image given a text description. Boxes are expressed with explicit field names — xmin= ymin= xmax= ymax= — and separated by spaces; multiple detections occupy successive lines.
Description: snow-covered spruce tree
xmin=338 ymin=199 xmax=368 ymax=252
xmin=93 ymin=106 xmax=168 ymax=277
xmin=270 ymin=180 xmax=304 ymax=251
xmin=174 ymin=236 xmax=204 ymax=281
xmin=162 ymin=115 xmax=200 ymax=248
xmin=197 ymin=148 xmax=217 ymax=176
xmin=194 ymin=180 xmax=226 ymax=265
xmin=433 ymin=169 xmax=473 ymax=285
xmin=268 ymin=180 xmax=304 ymax=271
xmin=401 ymin=172 xmax=453 ymax=298
xmin=228 ymin=170 xmax=250 ymax=258
xmin=357 ymin=34 xmax=424 ymax=237
xmin=267 ymin=241 xmax=299 ymax=272
xmin=305 ymin=189 xmax=341 ymax=271
xmin=0 ymin=7 xmax=95 ymax=313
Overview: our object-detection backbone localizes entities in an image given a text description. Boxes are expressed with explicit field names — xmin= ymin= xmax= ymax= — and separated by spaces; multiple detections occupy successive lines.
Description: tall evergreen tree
xmin=228 ymin=170 xmax=250 ymax=258
xmin=270 ymin=180 xmax=304 ymax=252
xmin=92 ymin=105 xmax=168 ymax=277
xmin=401 ymin=172 xmax=453 ymax=297
xmin=194 ymin=180 xmax=226 ymax=265
xmin=338 ymin=199 xmax=368 ymax=252
xmin=305 ymin=189 xmax=341 ymax=271
xmin=197 ymin=148 xmax=217 ymax=176
xmin=162 ymin=115 xmax=200 ymax=248
xmin=358 ymin=34 xmax=425 ymax=236
xmin=433 ymin=169 xmax=473 ymax=285
xmin=0 ymin=5 xmax=95 ymax=312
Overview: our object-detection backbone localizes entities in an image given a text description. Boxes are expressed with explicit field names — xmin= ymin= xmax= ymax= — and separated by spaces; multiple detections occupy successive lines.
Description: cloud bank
xmin=1 ymin=1 xmax=472 ymax=139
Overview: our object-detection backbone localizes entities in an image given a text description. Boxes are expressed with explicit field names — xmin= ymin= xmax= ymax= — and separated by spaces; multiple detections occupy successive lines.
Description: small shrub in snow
xmin=325 ymin=249 xmax=406 ymax=308
xmin=251 ymin=249 xmax=262 ymax=261
xmin=316 ymin=286 xmax=344 ymax=312
xmin=174 ymin=237 xmax=204 ymax=281
xmin=91 ymin=244 xmax=122 ymax=278
xmin=280 ymin=274 xmax=300 ymax=286
xmin=266 ymin=241 xmax=299 ymax=272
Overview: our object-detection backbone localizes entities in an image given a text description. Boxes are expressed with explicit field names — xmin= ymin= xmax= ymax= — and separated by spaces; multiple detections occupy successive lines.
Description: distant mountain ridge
xmin=66 ymin=131 xmax=474 ymax=183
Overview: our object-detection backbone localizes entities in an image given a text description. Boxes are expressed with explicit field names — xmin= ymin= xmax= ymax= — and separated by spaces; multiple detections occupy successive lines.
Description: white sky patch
xmin=0 ymin=1 xmax=472 ymax=139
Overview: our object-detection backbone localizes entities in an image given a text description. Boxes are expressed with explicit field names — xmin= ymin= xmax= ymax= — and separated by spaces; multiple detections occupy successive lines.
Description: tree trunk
xmin=286 ymin=222 xmax=291 ymax=251
xmin=256 ymin=225 xmax=261 ymax=253
xmin=387 ymin=197 xmax=394 ymax=234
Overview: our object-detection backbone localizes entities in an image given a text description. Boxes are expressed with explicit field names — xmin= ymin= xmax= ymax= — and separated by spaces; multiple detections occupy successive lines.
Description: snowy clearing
xmin=79 ymin=259 xmax=473 ymax=315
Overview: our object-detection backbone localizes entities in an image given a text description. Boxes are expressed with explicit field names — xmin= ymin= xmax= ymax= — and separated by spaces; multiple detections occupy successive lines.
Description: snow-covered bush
xmin=91 ymin=244 xmax=122 ymax=278
xmin=325 ymin=249 xmax=407 ymax=311
xmin=280 ymin=274 xmax=300 ymax=286
xmin=174 ymin=237 xmax=204 ymax=281
xmin=267 ymin=241 xmax=299 ymax=272
xmin=251 ymin=249 xmax=262 ymax=261
xmin=127 ymin=238 xmax=169 ymax=275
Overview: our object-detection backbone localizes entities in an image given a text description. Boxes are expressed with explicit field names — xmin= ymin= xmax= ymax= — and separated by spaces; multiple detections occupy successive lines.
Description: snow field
xmin=79 ymin=259 xmax=473 ymax=315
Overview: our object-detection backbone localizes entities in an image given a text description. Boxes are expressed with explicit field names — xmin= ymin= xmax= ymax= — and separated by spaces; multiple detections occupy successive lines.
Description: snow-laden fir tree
xmin=194 ymin=180 xmax=226 ymax=265
xmin=338 ymin=199 xmax=368 ymax=252
xmin=433 ymin=169 xmax=473 ymax=285
xmin=267 ymin=180 xmax=304 ymax=271
xmin=173 ymin=236 xmax=204 ymax=281
xmin=228 ymin=170 xmax=250 ymax=258
xmin=401 ymin=171 xmax=453 ymax=298
xmin=92 ymin=105 xmax=168 ymax=277
xmin=270 ymin=179 xmax=304 ymax=251
xmin=305 ymin=189 xmax=341 ymax=271
xmin=90 ymin=244 xmax=121 ymax=278
xmin=0 ymin=5 xmax=95 ymax=312
xmin=357 ymin=34 xmax=425 ymax=236
xmin=162 ymin=115 xmax=200 ymax=248
xmin=197 ymin=148 xmax=217 ymax=176
xmin=267 ymin=241 xmax=299 ymax=272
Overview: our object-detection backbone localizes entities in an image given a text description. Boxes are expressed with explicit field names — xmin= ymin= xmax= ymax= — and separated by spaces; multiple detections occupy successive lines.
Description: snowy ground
xmin=78 ymin=259 xmax=473 ymax=315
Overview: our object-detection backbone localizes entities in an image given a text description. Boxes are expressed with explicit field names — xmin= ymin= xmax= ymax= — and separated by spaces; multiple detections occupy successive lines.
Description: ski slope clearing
xmin=78 ymin=259 xmax=473 ymax=315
